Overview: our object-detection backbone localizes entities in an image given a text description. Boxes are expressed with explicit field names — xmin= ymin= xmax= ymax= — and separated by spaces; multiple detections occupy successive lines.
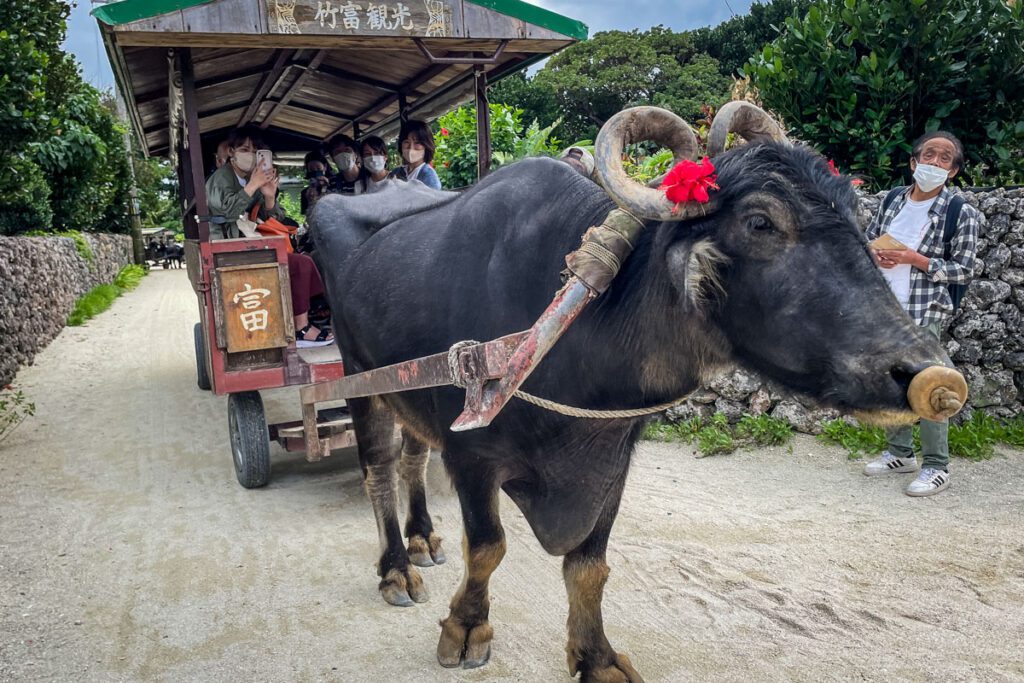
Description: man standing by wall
xmin=863 ymin=131 xmax=981 ymax=496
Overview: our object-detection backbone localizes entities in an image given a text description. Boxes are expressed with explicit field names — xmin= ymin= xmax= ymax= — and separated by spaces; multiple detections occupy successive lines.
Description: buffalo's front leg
xmin=437 ymin=472 xmax=505 ymax=669
xmin=349 ymin=397 xmax=427 ymax=607
xmin=398 ymin=428 xmax=445 ymax=567
xmin=564 ymin=485 xmax=644 ymax=683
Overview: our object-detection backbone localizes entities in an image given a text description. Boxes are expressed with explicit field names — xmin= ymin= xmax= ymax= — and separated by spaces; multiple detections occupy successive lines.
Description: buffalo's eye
xmin=747 ymin=215 xmax=773 ymax=232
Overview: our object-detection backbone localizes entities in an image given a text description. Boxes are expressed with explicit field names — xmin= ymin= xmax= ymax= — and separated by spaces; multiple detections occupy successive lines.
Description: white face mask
xmin=334 ymin=152 xmax=356 ymax=172
xmin=234 ymin=151 xmax=255 ymax=173
xmin=913 ymin=163 xmax=949 ymax=192
xmin=403 ymin=147 xmax=424 ymax=165
xmin=364 ymin=155 xmax=386 ymax=173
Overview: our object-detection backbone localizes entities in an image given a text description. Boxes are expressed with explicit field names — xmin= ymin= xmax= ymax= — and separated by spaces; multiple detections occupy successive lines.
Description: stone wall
xmin=669 ymin=188 xmax=1024 ymax=432
xmin=0 ymin=234 xmax=133 ymax=385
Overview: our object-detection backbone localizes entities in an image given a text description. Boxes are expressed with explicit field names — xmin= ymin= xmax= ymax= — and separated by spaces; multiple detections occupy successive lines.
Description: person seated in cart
xmin=388 ymin=120 xmax=442 ymax=190
xmin=327 ymin=134 xmax=362 ymax=195
xmin=205 ymin=127 xmax=334 ymax=348
xmin=300 ymin=150 xmax=333 ymax=215
xmin=357 ymin=135 xmax=392 ymax=194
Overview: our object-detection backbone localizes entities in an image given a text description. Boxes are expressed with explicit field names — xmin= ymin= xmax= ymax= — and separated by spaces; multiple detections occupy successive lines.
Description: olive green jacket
xmin=204 ymin=164 xmax=284 ymax=239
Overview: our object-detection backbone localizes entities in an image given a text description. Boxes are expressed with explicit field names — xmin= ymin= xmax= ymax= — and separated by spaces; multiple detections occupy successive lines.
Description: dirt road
xmin=2 ymin=270 xmax=1023 ymax=682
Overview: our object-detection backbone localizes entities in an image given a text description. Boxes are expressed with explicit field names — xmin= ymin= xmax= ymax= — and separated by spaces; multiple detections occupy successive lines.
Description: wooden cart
xmin=95 ymin=0 xmax=586 ymax=487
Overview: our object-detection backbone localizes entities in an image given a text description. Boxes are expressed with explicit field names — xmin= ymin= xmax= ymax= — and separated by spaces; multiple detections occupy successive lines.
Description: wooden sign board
xmin=213 ymin=264 xmax=292 ymax=353
xmin=267 ymin=0 xmax=458 ymax=37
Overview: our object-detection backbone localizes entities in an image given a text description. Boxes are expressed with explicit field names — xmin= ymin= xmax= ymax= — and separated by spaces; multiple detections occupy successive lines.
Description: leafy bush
xmin=0 ymin=385 xmax=36 ymax=443
xmin=736 ymin=413 xmax=794 ymax=446
xmin=433 ymin=103 xmax=561 ymax=188
xmin=0 ymin=154 xmax=53 ymax=235
xmin=818 ymin=419 xmax=888 ymax=457
xmin=746 ymin=0 xmax=1024 ymax=189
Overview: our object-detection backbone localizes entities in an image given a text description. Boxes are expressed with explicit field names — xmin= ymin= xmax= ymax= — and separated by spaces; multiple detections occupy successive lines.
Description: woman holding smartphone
xmin=205 ymin=126 xmax=334 ymax=347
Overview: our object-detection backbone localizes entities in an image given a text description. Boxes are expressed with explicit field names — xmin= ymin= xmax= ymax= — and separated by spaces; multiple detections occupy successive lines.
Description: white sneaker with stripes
xmin=905 ymin=467 xmax=950 ymax=497
xmin=863 ymin=450 xmax=920 ymax=476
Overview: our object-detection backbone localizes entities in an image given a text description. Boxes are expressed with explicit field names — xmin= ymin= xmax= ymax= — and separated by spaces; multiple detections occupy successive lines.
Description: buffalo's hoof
xmin=437 ymin=616 xmax=493 ymax=669
xmin=379 ymin=567 xmax=428 ymax=607
xmin=571 ymin=652 xmax=645 ymax=683
xmin=408 ymin=533 xmax=446 ymax=567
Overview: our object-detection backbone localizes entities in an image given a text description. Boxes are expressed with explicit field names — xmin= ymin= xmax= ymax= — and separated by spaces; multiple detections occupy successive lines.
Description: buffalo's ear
xmin=666 ymin=238 xmax=728 ymax=310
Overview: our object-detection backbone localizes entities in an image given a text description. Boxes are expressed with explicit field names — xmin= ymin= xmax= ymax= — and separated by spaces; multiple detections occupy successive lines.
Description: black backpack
xmin=881 ymin=187 xmax=968 ymax=313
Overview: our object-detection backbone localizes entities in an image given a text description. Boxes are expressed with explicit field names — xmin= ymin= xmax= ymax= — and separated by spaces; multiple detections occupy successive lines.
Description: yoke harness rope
xmin=446 ymin=331 xmax=691 ymax=421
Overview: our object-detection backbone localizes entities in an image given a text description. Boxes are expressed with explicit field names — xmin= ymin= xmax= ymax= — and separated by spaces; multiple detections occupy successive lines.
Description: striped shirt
xmin=865 ymin=185 xmax=981 ymax=327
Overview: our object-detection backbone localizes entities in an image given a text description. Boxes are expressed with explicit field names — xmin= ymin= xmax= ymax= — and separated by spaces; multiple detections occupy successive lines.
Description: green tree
xmin=0 ymin=0 xmax=70 ymax=234
xmin=691 ymin=0 xmax=812 ymax=76
xmin=489 ymin=72 xmax=559 ymax=136
xmin=535 ymin=29 xmax=733 ymax=142
xmin=747 ymin=0 xmax=1024 ymax=188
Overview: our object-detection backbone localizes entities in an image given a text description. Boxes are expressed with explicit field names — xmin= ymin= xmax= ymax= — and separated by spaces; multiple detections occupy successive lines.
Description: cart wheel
xmin=194 ymin=323 xmax=211 ymax=391
xmin=228 ymin=391 xmax=270 ymax=489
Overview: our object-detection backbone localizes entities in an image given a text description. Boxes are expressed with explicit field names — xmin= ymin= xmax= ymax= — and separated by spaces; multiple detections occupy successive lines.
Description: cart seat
xmin=297 ymin=343 xmax=342 ymax=365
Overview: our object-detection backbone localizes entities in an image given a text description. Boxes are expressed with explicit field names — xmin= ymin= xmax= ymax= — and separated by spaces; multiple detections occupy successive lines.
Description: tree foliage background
xmin=490 ymin=0 xmax=1022 ymax=190
xmin=746 ymin=0 xmax=1024 ymax=188
xmin=0 ymin=0 xmax=176 ymax=236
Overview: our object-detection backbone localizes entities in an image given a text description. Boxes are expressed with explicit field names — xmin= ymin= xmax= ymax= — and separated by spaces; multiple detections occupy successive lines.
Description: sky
xmin=65 ymin=0 xmax=756 ymax=91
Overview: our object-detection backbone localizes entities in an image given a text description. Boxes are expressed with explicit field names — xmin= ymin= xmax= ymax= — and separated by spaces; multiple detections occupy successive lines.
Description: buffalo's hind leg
xmin=565 ymin=482 xmax=644 ymax=683
xmin=437 ymin=467 xmax=505 ymax=669
xmin=349 ymin=397 xmax=427 ymax=607
xmin=398 ymin=428 xmax=445 ymax=567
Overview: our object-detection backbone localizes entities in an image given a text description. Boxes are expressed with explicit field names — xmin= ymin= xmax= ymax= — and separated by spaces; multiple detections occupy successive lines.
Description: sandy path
xmin=2 ymin=269 xmax=1023 ymax=682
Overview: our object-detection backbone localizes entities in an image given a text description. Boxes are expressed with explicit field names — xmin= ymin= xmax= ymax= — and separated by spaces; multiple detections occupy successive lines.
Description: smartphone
xmin=256 ymin=149 xmax=273 ymax=171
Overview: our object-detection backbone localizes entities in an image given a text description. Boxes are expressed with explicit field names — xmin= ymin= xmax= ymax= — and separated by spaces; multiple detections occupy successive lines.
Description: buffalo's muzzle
xmin=907 ymin=366 xmax=968 ymax=421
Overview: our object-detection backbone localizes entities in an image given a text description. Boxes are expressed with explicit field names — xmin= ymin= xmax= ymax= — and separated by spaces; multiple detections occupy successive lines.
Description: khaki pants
xmin=885 ymin=322 xmax=949 ymax=470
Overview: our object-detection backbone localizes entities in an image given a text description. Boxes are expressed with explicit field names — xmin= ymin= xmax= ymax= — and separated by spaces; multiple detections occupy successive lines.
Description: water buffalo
xmin=310 ymin=104 xmax=962 ymax=682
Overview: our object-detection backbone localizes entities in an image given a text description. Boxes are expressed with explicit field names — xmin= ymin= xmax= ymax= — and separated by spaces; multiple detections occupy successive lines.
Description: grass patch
xmin=820 ymin=411 xmax=1023 ymax=462
xmin=643 ymin=412 xmax=794 ymax=457
xmin=66 ymin=265 xmax=147 ymax=326
xmin=114 ymin=264 xmax=146 ymax=291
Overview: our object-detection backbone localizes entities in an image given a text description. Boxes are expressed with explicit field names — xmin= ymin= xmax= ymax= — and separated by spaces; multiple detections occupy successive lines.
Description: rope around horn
xmin=448 ymin=341 xmax=690 ymax=419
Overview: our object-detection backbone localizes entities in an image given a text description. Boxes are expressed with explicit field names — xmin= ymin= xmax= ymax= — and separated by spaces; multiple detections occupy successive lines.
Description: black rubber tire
xmin=228 ymin=391 xmax=270 ymax=489
xmin=194 ymin=322 xmax=211 ymax=391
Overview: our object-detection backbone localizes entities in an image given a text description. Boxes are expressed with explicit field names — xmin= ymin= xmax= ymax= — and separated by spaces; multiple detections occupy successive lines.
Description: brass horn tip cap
xmin=907 ymin=365 xmax=968 ymax=421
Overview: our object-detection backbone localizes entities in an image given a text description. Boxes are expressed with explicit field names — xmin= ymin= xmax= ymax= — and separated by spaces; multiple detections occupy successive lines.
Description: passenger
xmin=214 ymin=140 xmax=231 ymax=170
xmin=300 ymin=150 xmax=332 ymax=215
xmin=205 ymin=126 xmax=334 ymax=347
xmin=389 ymin=119 xmax=442 ymax=190
xmin=358 ymin=136 xmax=391 ymax=194
xmin=327 ymin=134 xmax=361 ymax=195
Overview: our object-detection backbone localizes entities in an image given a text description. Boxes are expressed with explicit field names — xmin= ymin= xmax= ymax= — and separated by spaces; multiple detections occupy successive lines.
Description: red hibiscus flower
xmin=660 ymin=157 xmax=718 ymax=208
xmin=440 ymin=127 xmax=450 ymax=137
xmin=827 ymin=159 xmax=840 ymax=176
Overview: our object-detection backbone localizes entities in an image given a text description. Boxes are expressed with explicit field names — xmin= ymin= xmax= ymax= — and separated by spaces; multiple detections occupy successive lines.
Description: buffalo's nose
xmin=906 ymin=365 xmax=968 ymax=421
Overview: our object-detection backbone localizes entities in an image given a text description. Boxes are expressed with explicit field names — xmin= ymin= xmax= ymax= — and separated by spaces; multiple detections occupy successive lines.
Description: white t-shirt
xmin=882 ymin=196 xmax=936 ymax=308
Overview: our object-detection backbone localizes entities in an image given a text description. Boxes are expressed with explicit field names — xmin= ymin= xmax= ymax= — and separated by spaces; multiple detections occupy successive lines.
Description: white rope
xmin=447 ymin=341 xmax=688 ymax=419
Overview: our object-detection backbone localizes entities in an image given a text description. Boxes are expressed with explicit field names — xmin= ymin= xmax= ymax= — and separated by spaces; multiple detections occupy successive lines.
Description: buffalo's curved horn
xmin=595 ymin=106 xmax=708 ymax=222
xmin=707 ymin=101 xmax=788 ymax=157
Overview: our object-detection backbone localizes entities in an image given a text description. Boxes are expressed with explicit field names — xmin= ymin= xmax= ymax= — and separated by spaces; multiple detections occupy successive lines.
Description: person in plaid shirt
xmin=863 ymin=131 xmax=981 ymax=496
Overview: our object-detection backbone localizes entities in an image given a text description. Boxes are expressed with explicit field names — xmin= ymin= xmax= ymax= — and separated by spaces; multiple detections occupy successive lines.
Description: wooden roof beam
xmin=327 ymin=62 xmax=451 ymax=139
xmin=238 ymin=48 xmax=296 ymax=127
xmin=259 ymin=49 xmax=328 ymax=130
xmin=317 ymin=64 xmax=399 ymax=94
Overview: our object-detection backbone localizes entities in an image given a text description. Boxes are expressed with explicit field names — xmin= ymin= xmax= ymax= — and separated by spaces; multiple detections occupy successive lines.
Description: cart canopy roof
xmin=94 ymin=0 xmax=586 ymax=159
